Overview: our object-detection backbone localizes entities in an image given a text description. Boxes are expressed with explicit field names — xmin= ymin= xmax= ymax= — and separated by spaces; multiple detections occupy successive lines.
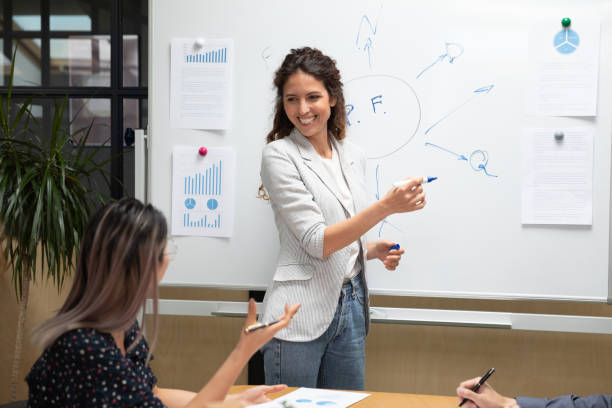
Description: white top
xmin=318 ymin=144 xmax=361 ymax=280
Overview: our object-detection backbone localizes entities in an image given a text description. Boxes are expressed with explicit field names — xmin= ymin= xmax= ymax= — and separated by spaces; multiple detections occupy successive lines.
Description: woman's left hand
xmin=367 ymin=240 xmax=405 ymax=270
xmin=226 ymin=384 xmax=287 ymax=406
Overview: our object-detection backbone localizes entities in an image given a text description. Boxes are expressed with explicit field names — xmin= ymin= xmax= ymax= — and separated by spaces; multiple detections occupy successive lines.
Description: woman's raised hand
xmin=235 ymin=299 xmax=300 ymax=358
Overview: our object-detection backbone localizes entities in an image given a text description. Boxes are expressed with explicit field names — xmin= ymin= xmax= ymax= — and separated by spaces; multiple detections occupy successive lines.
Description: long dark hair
xmin=259 ymin=47 xmax=346 ymax=198
xmin=266 ymin=47 xmax=346 ymax=143
xmin=32 ymin=198 xmax=167 ymax=363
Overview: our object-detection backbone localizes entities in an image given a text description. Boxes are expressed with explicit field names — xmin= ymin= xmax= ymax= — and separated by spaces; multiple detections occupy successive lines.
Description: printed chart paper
xmin=521 ymin=129 xmax=593 ymax=225
xmin=527 ymin=19 xmax=600 ymax=116
xmin=172 ymin=146 xmax=236 ymax=236
xmin=251 ymin=387 xmax=370 ymax=408
xmin=170 ymin=38 xmax=233 ymax=129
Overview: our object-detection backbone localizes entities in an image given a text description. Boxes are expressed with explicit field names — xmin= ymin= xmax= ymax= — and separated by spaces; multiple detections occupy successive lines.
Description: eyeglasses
xmin=165 ymin=238 xmax=178 ymax=261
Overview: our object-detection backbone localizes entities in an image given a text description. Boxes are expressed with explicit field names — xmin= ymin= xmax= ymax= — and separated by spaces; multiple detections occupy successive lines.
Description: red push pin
xmin=198 ymin=146 xmax=208 ymax=156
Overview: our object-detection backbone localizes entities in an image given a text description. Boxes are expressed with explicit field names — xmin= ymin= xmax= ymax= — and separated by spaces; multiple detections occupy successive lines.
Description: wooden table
xmin=230 ymin=386 xmax=458 ymax=407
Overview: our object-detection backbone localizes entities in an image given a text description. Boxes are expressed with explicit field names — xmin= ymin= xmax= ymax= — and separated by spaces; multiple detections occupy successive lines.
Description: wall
xmin=2 ymin=279 xmax=611 ymax=403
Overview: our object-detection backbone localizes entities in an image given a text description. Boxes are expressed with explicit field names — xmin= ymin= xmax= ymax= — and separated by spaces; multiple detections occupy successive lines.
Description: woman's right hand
xmin=381 ymin=177 xmax=426 ymax=215
xmin=235 ymin=299 xmax=300 ymax=359
xmin=456 ymin=378 xmax=520 ymax=408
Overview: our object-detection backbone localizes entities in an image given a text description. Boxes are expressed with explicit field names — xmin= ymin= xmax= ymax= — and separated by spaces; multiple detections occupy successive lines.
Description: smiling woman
xmin=257 ymin=47 xmax=427 ymax=390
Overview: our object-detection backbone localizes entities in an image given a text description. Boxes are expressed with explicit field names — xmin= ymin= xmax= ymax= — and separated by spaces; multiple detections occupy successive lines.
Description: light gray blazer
xmin=260 ymin=129 xmax=371 ymax=342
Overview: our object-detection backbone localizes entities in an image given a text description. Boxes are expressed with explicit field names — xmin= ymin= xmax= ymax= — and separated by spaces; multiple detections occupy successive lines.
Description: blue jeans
xmin=262 ymin=272 xmax=367 ymax=390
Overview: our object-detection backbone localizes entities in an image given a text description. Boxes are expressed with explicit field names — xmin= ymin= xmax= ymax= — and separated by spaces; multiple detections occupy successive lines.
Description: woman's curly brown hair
xmin=258 ymin=47 xmax=346 ymax=199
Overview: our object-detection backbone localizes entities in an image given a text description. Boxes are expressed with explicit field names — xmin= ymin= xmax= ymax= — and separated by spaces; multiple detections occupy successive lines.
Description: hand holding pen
xmin=456 ymin=369 xmax=519 ymax=408
xmin=237 ymin=299 xmax=300 ymax=358
xmin=381 ymin=176 xmax=435 ymax=215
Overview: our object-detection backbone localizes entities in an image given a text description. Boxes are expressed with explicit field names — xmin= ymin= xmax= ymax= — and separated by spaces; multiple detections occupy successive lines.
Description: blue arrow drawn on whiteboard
xmin=375 ymin=164 xmax=407 ymax=237
xmin=416 ymin=42 xmax=465 ymax=79
xmin=424 ymin=84 xmax=494 ymax=135
xmin=424 ymin=142 xmax=468 ymax=160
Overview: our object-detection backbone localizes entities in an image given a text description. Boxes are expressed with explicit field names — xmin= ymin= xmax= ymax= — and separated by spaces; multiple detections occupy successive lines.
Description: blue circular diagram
xmin=554 ymin=29 xmax=579 ymax=54
xmin=184 ymin=198 xmax=196 ymax=209
xmin=206 ymin=198 xmax=219 ymax=210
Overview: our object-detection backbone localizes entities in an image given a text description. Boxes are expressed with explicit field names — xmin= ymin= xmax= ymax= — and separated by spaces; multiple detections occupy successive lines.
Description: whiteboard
xmin=149 ymin=0 xmax=612 ymax=302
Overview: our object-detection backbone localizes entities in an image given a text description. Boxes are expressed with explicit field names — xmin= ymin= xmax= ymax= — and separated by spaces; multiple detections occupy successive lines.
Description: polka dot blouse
xmin=26 ymin=322 xmax=165 ymax=407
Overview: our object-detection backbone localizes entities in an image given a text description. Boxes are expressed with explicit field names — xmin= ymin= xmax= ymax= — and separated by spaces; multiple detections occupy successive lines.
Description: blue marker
xmin=392 ymin=176 xmax=437 ymax=188
xmin=389 ymin=243 xmax=400 ymax=251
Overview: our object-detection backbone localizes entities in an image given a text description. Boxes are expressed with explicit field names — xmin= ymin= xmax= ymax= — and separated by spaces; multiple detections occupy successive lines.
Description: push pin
xmin=554 ymin=131 xmax=564 ymax=141
xmin=561 ymin=17 xmax=571 ymax=28
xmin=198 ymin=146 xmax=208 ymax=156
xmin=194 ymin=38 xmax=205 ymax=50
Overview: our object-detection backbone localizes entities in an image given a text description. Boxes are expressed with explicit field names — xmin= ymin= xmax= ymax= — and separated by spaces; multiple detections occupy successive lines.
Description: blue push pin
xmin=389 ymin=243 xmax=400 ymax=251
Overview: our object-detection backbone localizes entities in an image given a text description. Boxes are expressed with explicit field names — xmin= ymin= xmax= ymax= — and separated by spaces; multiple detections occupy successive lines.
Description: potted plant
xmin=0 ymin=49 xmax=113 ymax=401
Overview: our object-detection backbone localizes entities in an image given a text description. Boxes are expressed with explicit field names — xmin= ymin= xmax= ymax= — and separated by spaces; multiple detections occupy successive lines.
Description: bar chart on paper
xmin=185 ymin=47 xmax=228 ymax=63
xmin=172 ymin=146 xmax=236 ymax=237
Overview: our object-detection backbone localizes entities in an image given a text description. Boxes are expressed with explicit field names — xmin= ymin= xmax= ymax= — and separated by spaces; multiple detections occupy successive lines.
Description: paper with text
xmin=170 ymin=38 xmax=233 ymax=129
xmin=251 ymin=387 xmax=370 ymax=408
xmin=527 ymin=19 xmax=600 ymax=116
xmin=172 ymin=146 xmax=236 ymax=236
xmin=521 ymin=129 xmax=593 ymax=225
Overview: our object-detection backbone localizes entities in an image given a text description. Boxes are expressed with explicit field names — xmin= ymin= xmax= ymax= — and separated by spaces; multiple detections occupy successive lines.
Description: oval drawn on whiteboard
xmin=345 ymin=74 xmax=421 ymax=159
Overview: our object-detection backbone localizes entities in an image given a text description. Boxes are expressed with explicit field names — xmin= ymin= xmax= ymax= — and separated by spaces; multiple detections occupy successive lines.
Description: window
xmin=0 ymin=0 xmax=147 ymax=198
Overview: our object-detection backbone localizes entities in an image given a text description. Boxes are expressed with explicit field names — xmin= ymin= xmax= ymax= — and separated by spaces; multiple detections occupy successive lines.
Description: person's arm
xmin=261 ymin=143 xmax=425 ymax=260
xmin=180 ymin=300 xmax=300 ymax=407
xmin=321 ymin=180 xmax=424 ymax=258
xmin=516 ymin=395 xmax=612 ymax=408
xmin=153 ymin=387 xmax=196 ymax=407
xmin=457 ymin=377 xmax=612 ymax=408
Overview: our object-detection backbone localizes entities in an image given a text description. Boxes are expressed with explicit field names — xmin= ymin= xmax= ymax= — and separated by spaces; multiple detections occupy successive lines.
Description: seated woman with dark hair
xmin=26 ymin=198 xmax=300 ymax=407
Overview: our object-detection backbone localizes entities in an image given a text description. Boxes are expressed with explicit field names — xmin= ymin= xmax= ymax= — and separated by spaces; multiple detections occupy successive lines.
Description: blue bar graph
xmin=183 ymin=213 xmax=222 ymax=229
xmin=183 ymin=160 xmax=223 ymax=195
xmin=186 ymin=47 xmax=228 ymax=64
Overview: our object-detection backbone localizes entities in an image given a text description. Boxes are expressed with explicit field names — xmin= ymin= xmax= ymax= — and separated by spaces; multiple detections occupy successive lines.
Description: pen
xmin=389 ymin=244 xmax=400 ymax=251
xmin=392 ymin=176 xmax=438 ymax=188
xmin=458 ymin=367 xmax=495 ymax=407
xmin=244 ymin=319 xmax=281 ymax=333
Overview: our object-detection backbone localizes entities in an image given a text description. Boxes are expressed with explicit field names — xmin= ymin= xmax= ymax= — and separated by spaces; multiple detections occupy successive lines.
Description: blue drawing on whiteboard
xmin=184 ymin=198 xmax=196 ymax=209
xmin=370 ymin=95 xmax=386 ymax=114
xmin=554 ymin=29 xmax=579 ymax=54
xmin=424 ymin=142 xmax=467 ymax=161
xmin=316 ymin=402 xmax=336 ymax=406
xmin=416 ymin=42 xmax=464 ymax=79
xmin=261 ymin=46 xmax=273 ymax=69
xmin=296 ymin=399 xmax=312 ymax=403
xmin=207 ymin=198 xmax=219 ymax=210
xmin=375 ymin=164 xmax=406 ymax=237
xmin=424 ymin=84 xmax=494 ymax=135
xmin=346 ymin=104 xmax=360 ymax=126
xmin=345 ymin=74 xmax=422 ymax=159
xmin=355 ymin=6 xmax=382 ymax=68
xmin=469 ymin=150 xmax=498 ymax=177
xmin=425 ymin=143 xmax=498 ymax=178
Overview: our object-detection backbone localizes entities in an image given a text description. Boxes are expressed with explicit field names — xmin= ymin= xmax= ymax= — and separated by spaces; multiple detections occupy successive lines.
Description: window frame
xmin=0 ymin=0 xmax=147 ymax=199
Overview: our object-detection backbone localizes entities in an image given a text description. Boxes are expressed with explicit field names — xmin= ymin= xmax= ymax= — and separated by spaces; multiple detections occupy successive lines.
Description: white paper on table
xmin=171 ymin=146 xmax=236 ymax=236
xmin=170 ymin=38 xmax=233 ymax=129
xmin=521 ymin=129 xmax=593 ymax=225
xmin=526 ymin=19 xmax=600 ymax=116
xmin=251 ymin=387 xmax=370 ymax=408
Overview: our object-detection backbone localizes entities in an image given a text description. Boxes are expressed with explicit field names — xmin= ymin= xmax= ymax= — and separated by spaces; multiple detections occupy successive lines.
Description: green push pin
xmin=561 ymin=17 xmax=571 ymax=28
